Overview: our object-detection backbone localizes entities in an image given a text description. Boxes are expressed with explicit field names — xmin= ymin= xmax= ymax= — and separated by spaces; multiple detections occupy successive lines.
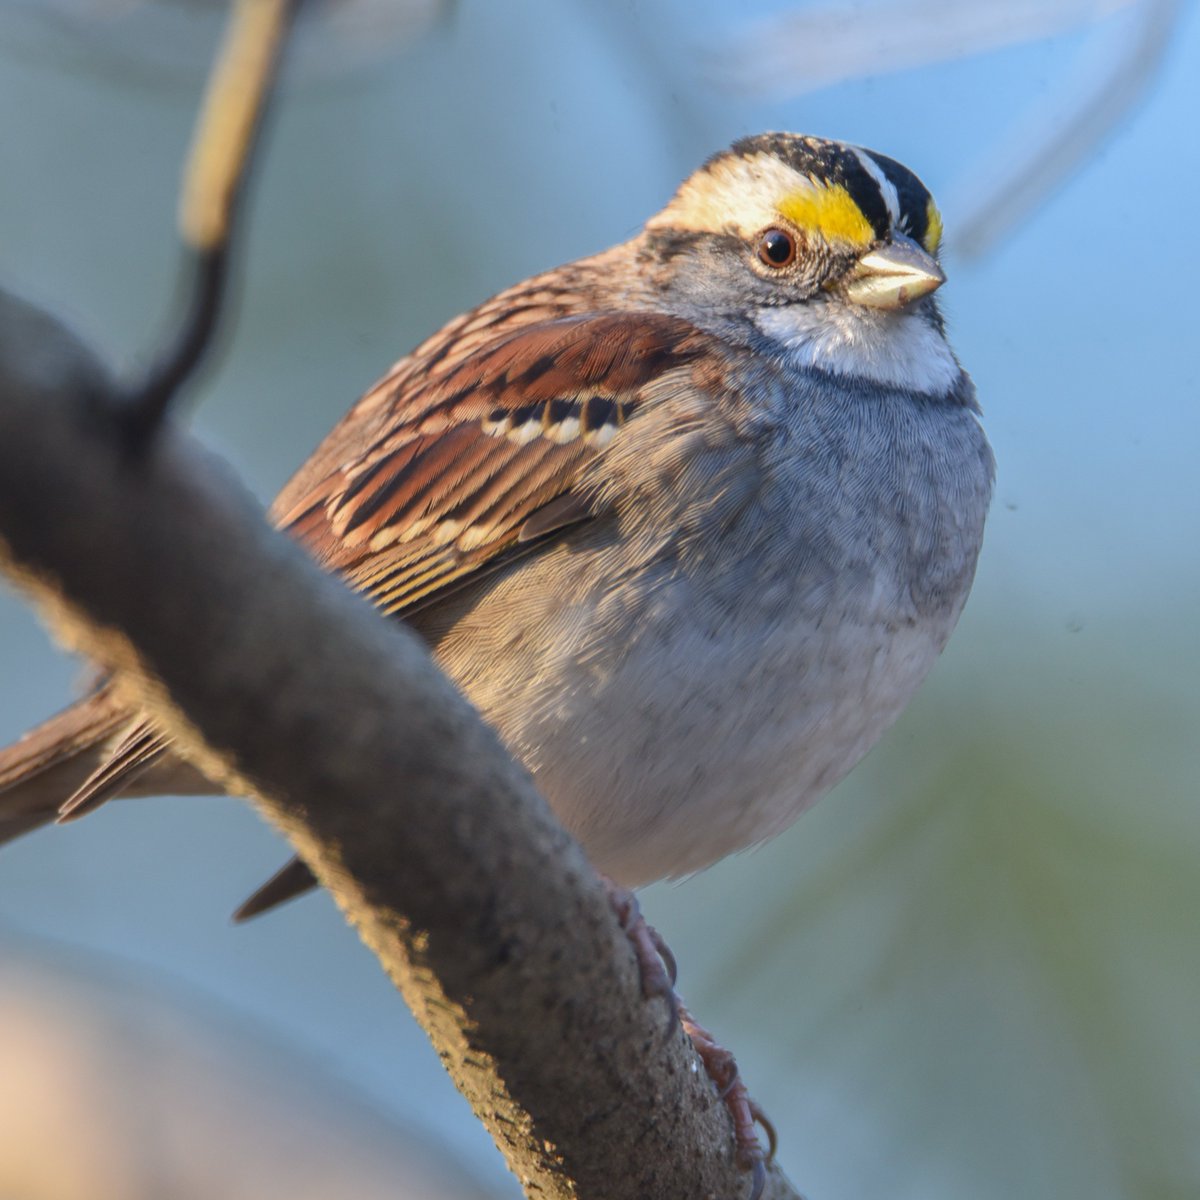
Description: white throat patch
xmin=755 ymin=300 xmax=961 ymax=395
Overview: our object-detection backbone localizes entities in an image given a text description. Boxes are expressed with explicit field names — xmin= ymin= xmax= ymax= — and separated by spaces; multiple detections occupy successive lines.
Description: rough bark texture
xmin=0 ymin=289 xmax=801 ymax=1199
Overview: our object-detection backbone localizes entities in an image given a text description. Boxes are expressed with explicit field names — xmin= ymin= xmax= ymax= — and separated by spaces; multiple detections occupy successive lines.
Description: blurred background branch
xmin=0 ymin=0 xmax=453 ymax=80
xmin=707 ymin=0 xmax=1186 ymax=256
xmin=0 ymin=934 xmax=498 ymax=1200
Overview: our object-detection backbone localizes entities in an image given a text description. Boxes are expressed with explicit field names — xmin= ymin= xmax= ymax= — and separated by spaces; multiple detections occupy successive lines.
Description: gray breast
xmin=430 ymin=366 xmax=995 ymax=886
xmin=756 ymin=369 xmax=995 ymax=620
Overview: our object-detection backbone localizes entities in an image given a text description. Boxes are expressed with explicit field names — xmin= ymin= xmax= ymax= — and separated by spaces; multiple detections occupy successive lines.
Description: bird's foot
xmin=603 ymin=881 xmax=775 ymax=1199
xmin=679 ymin=1000 xmax=776 ymax=1191
xmin=604 ymin=880 xmax=678 ymax=1023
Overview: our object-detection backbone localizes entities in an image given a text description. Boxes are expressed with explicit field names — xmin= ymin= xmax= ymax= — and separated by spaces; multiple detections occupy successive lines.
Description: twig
xmin=117 ymin=0 xmax=300 ymax=441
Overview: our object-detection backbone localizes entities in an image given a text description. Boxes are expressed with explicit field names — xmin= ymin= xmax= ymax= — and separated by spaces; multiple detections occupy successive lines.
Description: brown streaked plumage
xmin=52 ymin=308 xmax=722 ymax=837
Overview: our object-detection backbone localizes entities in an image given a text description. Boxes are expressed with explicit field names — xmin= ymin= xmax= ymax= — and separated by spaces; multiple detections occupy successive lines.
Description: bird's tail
xmin=0 ymin=687 xmax=133 ymax=846
xmin=0 ymin=688 xmax=312 ymax=920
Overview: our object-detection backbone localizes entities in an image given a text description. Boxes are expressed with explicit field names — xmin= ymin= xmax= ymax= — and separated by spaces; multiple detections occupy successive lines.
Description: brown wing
xmin=265 ymin=246 xmax=633 ymax=528
xmin=275 ymin=311 xmax=709 ymax=615
xmin=60 ymin=310 xmax=711 ymax=820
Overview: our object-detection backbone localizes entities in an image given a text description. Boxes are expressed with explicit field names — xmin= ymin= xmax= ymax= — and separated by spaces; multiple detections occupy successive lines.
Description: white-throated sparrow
xmin=0 ymin=133 xmax=994 ymax=916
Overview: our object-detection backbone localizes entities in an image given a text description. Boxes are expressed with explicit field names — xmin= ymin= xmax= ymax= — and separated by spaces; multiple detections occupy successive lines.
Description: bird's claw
xmin=680 ymin=1002 xmax=774 ymax=1183
xmin=605 ymin=882 xmax=776 ymax=1197
xmin=604 ymin=881 xmax=679 ymax=1029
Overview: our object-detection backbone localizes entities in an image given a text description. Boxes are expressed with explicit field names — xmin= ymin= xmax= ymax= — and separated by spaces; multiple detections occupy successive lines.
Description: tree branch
xmin=0 ymin=288 xmax=800 ymax=1199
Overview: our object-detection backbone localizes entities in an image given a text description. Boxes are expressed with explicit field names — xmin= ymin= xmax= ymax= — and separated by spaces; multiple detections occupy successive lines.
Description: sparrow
xmin=0 ymin=132 xmax=994 ymax=923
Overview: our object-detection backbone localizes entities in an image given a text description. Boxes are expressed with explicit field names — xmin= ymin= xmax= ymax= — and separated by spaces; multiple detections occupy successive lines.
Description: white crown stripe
xmin=852 ymin=147 xmax=901 ymax=228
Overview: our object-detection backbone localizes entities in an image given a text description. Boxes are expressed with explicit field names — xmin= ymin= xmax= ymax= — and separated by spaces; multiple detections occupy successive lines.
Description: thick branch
xmin=0 ymin=290 xmax=799 ymax=1199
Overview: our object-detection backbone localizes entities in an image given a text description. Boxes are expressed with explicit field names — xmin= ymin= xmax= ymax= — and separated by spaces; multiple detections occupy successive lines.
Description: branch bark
xmin=0 ymin=289 xmax=800 ymax=1199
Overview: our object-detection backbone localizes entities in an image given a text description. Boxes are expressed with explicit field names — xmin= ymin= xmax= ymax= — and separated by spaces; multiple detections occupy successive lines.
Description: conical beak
xmin=843 ymin=233 xmax=945 ymax=311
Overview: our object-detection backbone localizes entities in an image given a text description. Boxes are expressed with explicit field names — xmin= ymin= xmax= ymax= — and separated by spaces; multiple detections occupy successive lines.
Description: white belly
xmin=517 ymin=593 xmax=951 ymax=885
xmin=436 ymin=556 xmax=961 ymax=887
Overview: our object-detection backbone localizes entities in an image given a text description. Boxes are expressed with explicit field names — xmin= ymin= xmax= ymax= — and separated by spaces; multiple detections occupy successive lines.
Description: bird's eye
xmin=757 ymin=228 xmax=796 ymax=268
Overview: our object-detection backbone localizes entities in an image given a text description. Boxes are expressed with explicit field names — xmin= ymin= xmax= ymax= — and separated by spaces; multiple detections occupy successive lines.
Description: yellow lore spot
xmin=778 ymin=183 xmax=874 ymax=246
xmin=924 ymin=199 xmax=944 ymax=254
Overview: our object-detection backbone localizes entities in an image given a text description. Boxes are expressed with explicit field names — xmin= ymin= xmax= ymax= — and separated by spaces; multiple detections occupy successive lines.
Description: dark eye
xmin=757 ymin=228 xmax=796 ymax=268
